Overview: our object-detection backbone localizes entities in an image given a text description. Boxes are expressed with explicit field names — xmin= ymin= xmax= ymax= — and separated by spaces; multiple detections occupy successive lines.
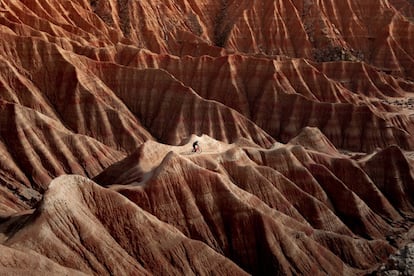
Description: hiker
xmin=192 ymin=141 xmax=200 ymax=152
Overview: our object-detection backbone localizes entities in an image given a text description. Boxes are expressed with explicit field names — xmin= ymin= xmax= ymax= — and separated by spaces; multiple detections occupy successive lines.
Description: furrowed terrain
xmin=0 ymin=0 xmax=414 ymax=275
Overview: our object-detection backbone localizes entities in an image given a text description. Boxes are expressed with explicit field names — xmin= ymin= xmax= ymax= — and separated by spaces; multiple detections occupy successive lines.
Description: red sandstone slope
xmin=0 ymin=0 xmax=414 ymax=275
xmin=95 ymin=136 xmax=414 ymax=274
xmin=2 ymin=175 xmax=246 ymax=275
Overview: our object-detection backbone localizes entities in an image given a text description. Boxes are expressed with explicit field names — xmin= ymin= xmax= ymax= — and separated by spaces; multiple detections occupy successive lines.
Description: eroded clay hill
xmin=0 ymin=0 xmax=414 ymax=275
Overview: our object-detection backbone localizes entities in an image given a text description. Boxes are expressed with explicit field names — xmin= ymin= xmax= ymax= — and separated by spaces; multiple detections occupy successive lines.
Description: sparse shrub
xmin=312 ymin=46 xmax=364 ymax=62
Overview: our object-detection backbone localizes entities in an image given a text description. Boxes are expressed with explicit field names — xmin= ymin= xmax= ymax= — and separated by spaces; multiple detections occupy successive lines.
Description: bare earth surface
xmin=0 ymin=0 xmax=414 ymax=275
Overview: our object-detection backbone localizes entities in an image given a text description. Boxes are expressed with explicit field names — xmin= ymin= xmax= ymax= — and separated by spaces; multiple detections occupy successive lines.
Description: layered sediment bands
xmin=0 ymin=0 xmax=412 ymax=153
xmin=95 ymin=137 xmax=414 ymax=274
xmin=391 ymin=0 xmax=414 ymax=19
xmin=223 ymin=0 xmax=312 ymax=57
xmin=0 ymin=0 xmax=414 ymax=274
xmin=2 ymin=0 xmax=413 ymax=75
xmin=0 ymin=33 xmax=154 ymax=152
xmin=362 ymin=146 xmax=414 ymax=214
xmin=2 ymin=175 xmax=246 ymax=275
xmin=294 ymin=0 xmax=414 ymax=78
xmin=110 ymin=48 xmax=414 ymax=150
xmin=316 ymin=61 xmax=414 ymax=98
xmin=116 ymin=50 xmax=362 ymax=106
xmin=0 ymin=32 xmax=274 ymax=147
xmin=288 ymin=127 xmax=339 ymax=155
xmin=0 ymin=100 xmax=126 ymax=212
xmin=92 ymin=63 xmax=276 ymax=147
xmin=262 ymin=92 xmax=414 ymax=151
xmin=108 ymin=154 xmax=352 ymax=275
xmin=0 ymin=244 xmax=87 ymax=276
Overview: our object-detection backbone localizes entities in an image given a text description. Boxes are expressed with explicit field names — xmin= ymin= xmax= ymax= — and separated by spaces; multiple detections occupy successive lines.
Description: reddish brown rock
xmin=0 ymin=0 xmax=413 ymax=274
xmin=361 ymin=145 xmax=414 ymax=214
xmin=95 ymin=137 xmax=414 ymax=274
xmin=0 ymin=244 xmax=87 ymax=275
xmin=3 ymin=175 xmax=247 ymax=275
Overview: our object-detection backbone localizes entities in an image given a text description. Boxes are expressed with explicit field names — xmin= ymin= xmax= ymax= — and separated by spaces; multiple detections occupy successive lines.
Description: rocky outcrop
xmin=377 ymin=243 xmax=414 ymax=276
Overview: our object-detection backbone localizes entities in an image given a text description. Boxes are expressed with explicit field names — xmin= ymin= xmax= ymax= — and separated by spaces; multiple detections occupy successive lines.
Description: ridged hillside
xmin=0 ymin=0 xmax=414 ymax=275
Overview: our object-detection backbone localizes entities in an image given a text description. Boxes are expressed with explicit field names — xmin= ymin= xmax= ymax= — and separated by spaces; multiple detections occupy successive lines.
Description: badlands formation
xmin=0 ymin=0 xmax=414 ymax=275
